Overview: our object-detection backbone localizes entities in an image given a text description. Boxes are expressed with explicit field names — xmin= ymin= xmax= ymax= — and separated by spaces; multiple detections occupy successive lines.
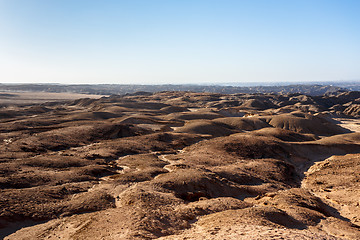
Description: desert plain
xmin=0 ymin=90 xmax=360 ymax=239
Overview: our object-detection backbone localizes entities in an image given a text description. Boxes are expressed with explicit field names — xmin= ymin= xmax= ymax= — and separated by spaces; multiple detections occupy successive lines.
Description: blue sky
xmin=0 ymin=0 xmax=359 ymax=84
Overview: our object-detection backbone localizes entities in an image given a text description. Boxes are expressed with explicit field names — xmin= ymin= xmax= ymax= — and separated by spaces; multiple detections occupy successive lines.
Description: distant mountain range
xmin=0 ymin=81 xmax=359 ymax=96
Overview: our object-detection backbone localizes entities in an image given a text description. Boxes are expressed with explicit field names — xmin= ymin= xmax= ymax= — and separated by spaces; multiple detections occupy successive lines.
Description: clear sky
xmin=0 ymin=0 xmax=359 ymax=84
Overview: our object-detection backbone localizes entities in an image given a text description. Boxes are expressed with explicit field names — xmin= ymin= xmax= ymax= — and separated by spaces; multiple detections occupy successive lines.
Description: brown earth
xmin=1 ymin=91 xmax=360 ymax=239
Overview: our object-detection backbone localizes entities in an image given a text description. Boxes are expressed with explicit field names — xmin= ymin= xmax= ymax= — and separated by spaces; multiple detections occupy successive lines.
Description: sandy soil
xmin=0 ymin=91 xmax=106 ymax=105
xmin=336 ymin=118 xmax=360 ymax=132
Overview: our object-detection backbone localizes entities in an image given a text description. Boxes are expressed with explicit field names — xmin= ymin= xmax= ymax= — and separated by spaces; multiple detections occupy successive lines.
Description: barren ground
xmin=0 ymin=91 xmax=106 ymax=105
xmin=1 ymin=91 xmax=359 ymax=239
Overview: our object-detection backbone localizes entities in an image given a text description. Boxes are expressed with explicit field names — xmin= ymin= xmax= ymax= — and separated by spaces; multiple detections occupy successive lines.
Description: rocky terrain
xmin=1 ymin=90 xmax=360 ymax=239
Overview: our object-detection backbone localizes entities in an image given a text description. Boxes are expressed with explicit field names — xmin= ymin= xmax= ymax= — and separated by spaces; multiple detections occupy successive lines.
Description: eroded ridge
xmin=1 ymin=91 xmax=360 ymax=239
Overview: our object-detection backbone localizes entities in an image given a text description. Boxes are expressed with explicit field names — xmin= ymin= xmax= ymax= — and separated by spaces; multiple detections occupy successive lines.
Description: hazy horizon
xmin=1 ymin=0 xmax=359 ymax=84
